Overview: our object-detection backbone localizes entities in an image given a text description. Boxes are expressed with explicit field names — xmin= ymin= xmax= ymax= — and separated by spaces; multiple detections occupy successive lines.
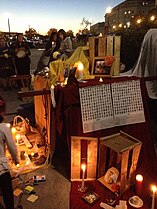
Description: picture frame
xmin=81 ymin=191 xmax=100 ymax=206
xmin=91 ymin=57 xmax=113 ymax=77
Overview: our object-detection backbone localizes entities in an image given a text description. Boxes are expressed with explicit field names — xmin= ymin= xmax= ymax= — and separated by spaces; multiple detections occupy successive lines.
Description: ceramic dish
xmin=128 ymin=196 xmax=143 ymax=208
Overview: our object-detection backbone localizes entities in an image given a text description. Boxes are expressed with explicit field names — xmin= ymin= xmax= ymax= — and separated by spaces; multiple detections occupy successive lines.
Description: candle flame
xmin=16 ymin=134 xmax=21 ymax=140
xmin=152 ymin=185 xmax=157 ymax=193
xmin=11 ymin=127 xmax=16 ymax=134
xmin=81 ymin=164 xmax=86 ymax=172
xmin=136 ymin=174 xmax=143 ymax=182
xmin=99 ymin=78 xmax=103 ymax=82
xmin=78 ymin=62 xmax=84 ymax=71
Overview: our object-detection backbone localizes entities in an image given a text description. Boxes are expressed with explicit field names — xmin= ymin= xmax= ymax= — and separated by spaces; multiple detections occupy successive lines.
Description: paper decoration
xmin=13 ymin=188 xmax=23 ymax=196
xmin=24 ymin=185 xmax=34 ymax=194
xmin=112 ymin=80 xmax=145 ymax=126
xmin=79 ymin=84 xmax=114 ymax=133
xmin=79 ymin=80 xmax=145 ymax=133
xmin=27 ymin=194 xmax=38 ymax=203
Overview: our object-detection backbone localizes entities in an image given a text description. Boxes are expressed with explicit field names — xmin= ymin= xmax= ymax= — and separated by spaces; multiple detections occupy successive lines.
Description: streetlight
xmin=150 ymin=15 xmax=155 ymax=21
xmin=105 ymin=7 xmax=112 ymax=34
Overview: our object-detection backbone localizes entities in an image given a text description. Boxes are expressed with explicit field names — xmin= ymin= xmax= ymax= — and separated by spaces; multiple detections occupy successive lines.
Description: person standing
xmin=0 ymin=37 xmax=15 ymax=90
xmin=12 ymin=34 xmax=31 ymax=75
xmin=36 ymin=31 xmax=61 ymax=73
xmin=0 ymin=96 xmax=19 ymax=209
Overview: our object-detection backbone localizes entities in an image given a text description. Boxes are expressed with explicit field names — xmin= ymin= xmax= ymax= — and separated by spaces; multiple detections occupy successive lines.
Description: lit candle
xmin=81 ymin=164 xmax=86 ymax=189
xmin=151 ymin=185 xmax=157 ymax=209
xmin=11 ymin=127 xmax=17 ymax=139
xmin=16 ymin=134 xmax=21 ymax=145
xmin=99 ymin=78 xmax=103 ymax=82
xmin=31 ymin=152 xmax=34 ymax=157
xmin=136 ymin=174 xmax=143 ymax=196
xmin=16 ymin=164 xmax=20 ymax=168
xmin=77 ymin=62 xmax=84 ymax=80
xmin=11 ymin=127 xmax=16 ymax=134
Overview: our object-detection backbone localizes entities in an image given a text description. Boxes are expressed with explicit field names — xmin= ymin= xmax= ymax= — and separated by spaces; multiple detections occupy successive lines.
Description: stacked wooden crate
xmin=89 ymin=35 xmax=121 ymax=76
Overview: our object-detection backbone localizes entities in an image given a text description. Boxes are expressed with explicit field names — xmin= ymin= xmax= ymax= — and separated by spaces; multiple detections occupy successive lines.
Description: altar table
xmin=34 ymin=75 xmax=157 ymax=208
xmin=53 ymin=76 xmax=157 ymax=208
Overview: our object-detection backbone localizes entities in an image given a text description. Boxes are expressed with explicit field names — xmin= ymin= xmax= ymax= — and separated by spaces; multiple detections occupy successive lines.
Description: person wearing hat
xmin=0 ymin=96 xmax=19 ymax=209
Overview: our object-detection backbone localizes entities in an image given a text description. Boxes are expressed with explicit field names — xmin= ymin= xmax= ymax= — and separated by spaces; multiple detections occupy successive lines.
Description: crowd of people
xmin=0 ymin=29 xmax=74 ymax=90
xmin=0 ymin=34 xmax=32 ymax=90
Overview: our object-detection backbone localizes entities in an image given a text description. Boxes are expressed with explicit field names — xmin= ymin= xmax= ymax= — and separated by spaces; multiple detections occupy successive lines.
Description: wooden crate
xmin=89 ymin=35 xmax=121 ymax=76
xmin=97 ymin=131 xmax=142 ymax=194
xmin=71 ymin=136 xmax=98 ymax=181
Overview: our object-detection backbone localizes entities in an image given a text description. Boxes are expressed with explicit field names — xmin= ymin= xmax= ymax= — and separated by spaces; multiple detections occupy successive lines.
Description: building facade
xmin=104 ymin=0 xmax=155 ymax=32
xmin=90 ymin=22 xmax=105 ymax=35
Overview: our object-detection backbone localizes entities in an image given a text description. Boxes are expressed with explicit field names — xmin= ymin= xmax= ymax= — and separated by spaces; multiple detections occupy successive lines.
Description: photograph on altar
xmin=81 ymin=191 xmax=100 ymax=206
xmin=92 ymin=58 xmax=112 ymax=77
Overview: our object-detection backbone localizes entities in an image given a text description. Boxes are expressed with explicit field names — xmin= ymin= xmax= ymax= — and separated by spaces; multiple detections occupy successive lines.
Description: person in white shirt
xmin=0 ymin=96 xmax=19 ymax=209
xmin=58 ymin=29 xmax=74 ymax=60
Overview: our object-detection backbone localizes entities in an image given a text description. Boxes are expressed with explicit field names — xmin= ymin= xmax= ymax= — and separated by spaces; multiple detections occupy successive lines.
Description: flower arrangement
xmin=104 ymin=55 xmax=115 ymax=66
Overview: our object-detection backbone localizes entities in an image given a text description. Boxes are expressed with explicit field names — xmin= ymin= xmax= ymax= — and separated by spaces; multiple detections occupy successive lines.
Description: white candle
xmin=16 ymin=134 xmax=20 ymax=145
xmin=77 ymin=62 xmax=84 ymax=80
xmin=11 ymin=127 xmax=16 ymax=134
xmin=81 ymin=164 xmax=86 ymax=189
xmin=151 ymin=185 xmax=157 ymax=209
xmin=99 ymin=78 xmax=103 ymax=82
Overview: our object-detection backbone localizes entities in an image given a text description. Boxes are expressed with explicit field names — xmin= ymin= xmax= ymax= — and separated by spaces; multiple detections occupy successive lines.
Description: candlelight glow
xmin=16 ymin=134 xmax=21 ymax=141
xmin=78 ymin=62 xmax=84 ymax=71
xmin=81 ymin=164 xmax=86 ymax=172
xmin=136 ymin=174 xmax=143 ymax=182
xmin=11 ymin=127 xmax=16 ymax=134
xmin=31 ymin=152 xmax=34 ymax=157
xmin=151 ymin=185 xmax=157 ymax=193
xmin=99 ymin=78 xmax=103 ymax=82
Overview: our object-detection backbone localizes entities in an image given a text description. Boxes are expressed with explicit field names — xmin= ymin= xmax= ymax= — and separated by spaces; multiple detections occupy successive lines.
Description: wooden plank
xmin=87 ymin=139 xmax=98 ymax=179
xmin=71 ymin=136 xmax=98 ymax=181
xmin=89 ymin=37 xmax=95 ymax=59
xmin=106 ymin=36 xmax=113 ymax=56
xmin=112 ymin=57 xmax=120 ymax=76
xmin=112 ymin=36 xmax=121 ymax=76
xmin=98 ymin=37 xmax=106 ymax=57
xmin=129 ymin=143 xmax=142 ymax=186
xmin=18 ymin=89 xmax=51 ymax=98
xmin=120 ymin=150 xmax=130 ymax=194
xmin=114 ymin=36 xmax=121 ymax=57
xmin=97 ymin=140 xmax=108 ymax=178
xmin=71 ymin=137 xmax=81 ymax=180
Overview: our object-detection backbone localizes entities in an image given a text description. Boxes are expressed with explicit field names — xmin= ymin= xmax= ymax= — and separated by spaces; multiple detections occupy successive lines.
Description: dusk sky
xmin=0 ymin=0 xmax=124 ymax=35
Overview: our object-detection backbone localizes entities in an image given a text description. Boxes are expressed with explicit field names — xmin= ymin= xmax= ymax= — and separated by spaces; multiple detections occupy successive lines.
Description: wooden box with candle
xmin=97 ymin=131 xmax=142 ymax=194
xmin=70 ymin=136 xmax=98 ymax=181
